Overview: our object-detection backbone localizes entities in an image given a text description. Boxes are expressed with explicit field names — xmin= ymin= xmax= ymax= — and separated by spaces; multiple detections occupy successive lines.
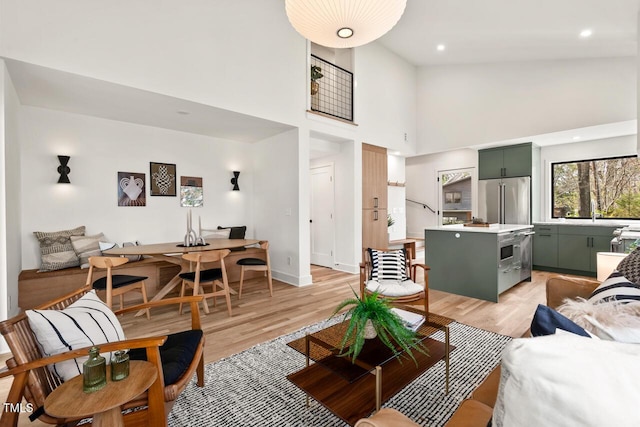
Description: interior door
xmin=310 ymin=164 xmax=335 ymax=267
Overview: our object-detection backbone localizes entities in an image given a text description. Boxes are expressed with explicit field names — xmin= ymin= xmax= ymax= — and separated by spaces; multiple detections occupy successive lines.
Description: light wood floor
xmin=0 ymin=266 xmax=584 ymax=426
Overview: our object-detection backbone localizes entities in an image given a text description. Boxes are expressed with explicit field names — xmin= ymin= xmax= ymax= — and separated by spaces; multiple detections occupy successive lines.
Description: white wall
xmin=405 ymin=149 xmax=478 ymax=238
xmin=19 ymin=106 xmax=255 ymax=270
xmin=0 ymin=61 xmax=21 ymax=353
xmin=417 ymin=57 xmax=637 ymax=154
xmin=252 ymin=129 xmax=311 ymax=285
xmin=0 ymin=0 xmax=307 ymax=126
xmin=1 ymin=62 xmax=20 ymax=318
xmin=538 ymin=135 xmax=638 ymax=222
xmin=355 ymin=42 xmax=418 ymax=155
xmin=387 ymin=155 xmax=406 ymax=241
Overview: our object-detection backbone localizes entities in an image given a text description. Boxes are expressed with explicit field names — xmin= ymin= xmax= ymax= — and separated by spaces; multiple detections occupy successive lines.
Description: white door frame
xmin=437 ymin=167 xmax=476 ymax=226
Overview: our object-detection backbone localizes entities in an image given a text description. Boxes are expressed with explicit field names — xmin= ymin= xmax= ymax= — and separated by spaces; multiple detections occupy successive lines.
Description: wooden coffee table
xmin=45 ymin=361 xmax=157 ymax=427
xmin=287 ymin=310 xmax=454 ymax=426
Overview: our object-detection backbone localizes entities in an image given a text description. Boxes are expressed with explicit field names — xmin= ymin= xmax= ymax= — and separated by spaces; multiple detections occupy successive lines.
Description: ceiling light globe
xmin=285 ymin=0 xmax=407 ymax=48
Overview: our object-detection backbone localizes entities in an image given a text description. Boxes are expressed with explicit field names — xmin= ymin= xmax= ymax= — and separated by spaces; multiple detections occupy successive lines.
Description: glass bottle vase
xmin=110 ymin=350 xmax=130 ymax=381
xmin=83 ymin=346 xmax=107 ymax=393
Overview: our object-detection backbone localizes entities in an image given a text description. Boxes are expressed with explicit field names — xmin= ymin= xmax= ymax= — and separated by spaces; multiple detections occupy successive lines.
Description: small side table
xmin=45 ymin=360 xmax=157 ymax=427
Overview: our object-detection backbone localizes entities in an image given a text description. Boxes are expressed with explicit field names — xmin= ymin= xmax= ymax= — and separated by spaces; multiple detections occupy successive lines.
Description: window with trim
xmin=552 ymin=155 xmax=640 ymax=219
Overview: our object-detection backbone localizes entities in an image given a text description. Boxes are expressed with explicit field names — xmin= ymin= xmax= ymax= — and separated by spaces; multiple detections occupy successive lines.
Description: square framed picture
xmin=118 ymin=172 xmax=146 ymax=207
xmin=181 ymin=176 xmax=203 ymax=207
xmin=150 ymin=162 xmax=177 ymax=196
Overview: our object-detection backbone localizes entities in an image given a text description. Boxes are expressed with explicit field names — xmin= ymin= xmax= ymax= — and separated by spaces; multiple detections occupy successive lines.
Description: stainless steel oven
xmin=497 ymin=233 xmax=520 ymax=293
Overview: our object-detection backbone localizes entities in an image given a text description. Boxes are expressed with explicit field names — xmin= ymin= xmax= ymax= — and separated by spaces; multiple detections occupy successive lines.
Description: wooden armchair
xmin=0 ymin=286 xmax=205 ymax=427
xmin=360 ymin=248 xmax=430 ymax=314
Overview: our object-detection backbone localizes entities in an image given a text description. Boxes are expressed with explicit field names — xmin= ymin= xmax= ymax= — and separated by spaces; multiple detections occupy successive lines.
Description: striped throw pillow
xmin=589 ymin=271 xmax=640 ymax=304
xmin=26 ymin=291 xmax=125 ymax=381
xmin=368 ymin=248 xmax=408 ymax=281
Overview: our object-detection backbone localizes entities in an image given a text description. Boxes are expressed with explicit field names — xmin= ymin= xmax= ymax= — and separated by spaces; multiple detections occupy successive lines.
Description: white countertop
xmin=425 ymin=224 xmax=534 ymax=234
xmin=534 ymin=221 xmax=631 ymax=227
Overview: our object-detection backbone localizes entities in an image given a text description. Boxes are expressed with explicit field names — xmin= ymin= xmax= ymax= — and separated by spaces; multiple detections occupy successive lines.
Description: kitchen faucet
xmin=591 ymin=199 xmax=596 ymax=222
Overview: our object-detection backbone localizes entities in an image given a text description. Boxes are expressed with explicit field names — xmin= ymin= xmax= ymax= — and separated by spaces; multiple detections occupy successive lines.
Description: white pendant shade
xmin=285 ymin=0 xmax=407 ymax=49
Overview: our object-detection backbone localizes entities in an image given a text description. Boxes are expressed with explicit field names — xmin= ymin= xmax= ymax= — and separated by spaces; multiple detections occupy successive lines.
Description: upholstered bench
xmin=18 ymin=258 xmax=181 ymax=309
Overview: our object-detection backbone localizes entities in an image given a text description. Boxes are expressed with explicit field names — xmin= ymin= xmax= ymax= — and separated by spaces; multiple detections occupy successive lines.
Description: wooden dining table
xmin=103 ymin=239 xmax=259 ymax=310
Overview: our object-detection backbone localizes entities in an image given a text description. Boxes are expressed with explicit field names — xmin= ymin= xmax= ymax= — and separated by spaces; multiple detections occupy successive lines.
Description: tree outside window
xmin=552 ymin=155 xmax=640 ymax=219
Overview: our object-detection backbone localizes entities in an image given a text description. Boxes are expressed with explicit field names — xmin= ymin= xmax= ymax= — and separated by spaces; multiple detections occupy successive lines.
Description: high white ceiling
xmin=379 ymin=0 xmax=640 ymax=66
xmin=5 ymin=1 xmax=639 ymax=149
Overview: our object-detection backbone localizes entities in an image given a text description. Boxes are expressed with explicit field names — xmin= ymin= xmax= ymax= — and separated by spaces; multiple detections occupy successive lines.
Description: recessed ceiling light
xmin=580 ymin=29 xmax=593 ymax=38
xmin=337 ymin=27 xmax=354 ymax=39
xmin=436 ymin=44 xmax=446 ymax=51
xmin=573 ymin=136 xmax=581 ymax=140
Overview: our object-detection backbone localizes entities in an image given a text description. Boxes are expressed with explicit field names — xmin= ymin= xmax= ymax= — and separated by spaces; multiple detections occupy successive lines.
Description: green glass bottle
xmin=83 ymin=346 xmax=107 ymax=393
xmin=110 ymin=350 xmax=129 ymax=381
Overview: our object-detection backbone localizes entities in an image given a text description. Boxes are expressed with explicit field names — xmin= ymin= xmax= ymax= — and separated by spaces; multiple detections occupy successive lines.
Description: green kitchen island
xmin=425 ymin=224 xmax=534 ymax=302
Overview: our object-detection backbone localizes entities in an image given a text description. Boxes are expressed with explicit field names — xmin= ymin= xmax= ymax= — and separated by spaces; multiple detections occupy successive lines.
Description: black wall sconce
xmin=57 ymin=155 xmax=71 ymax=184
xmin=230 ymin=171 xmax=240 ymax=191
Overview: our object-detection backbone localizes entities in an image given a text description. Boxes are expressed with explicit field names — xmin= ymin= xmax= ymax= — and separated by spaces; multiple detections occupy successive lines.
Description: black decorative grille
xmin=310 ymin=54 xmax=353 ymax=122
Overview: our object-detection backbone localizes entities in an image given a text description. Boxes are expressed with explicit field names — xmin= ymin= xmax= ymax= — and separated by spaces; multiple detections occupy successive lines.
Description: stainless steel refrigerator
xmin=478 ymin=177 xmax=531 ymax=224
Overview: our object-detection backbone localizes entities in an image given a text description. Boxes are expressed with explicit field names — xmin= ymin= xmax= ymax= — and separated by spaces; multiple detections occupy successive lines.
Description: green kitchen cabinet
xmin=557 ymin=234 xmax=592 ymax=271
xmin=557 ymin=225 xmax=618 ymax=274
xmin=533 ymin=225 xmax=558 ymax=268
xmin=479 ymin=143 xmax=532 ymax=180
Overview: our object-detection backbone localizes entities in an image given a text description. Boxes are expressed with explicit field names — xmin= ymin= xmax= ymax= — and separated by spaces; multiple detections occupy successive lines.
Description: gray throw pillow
xmin=615 ymin=247 xmax=640 ymax=285
xmin=34 ymin=226 xmax=86 ymax=272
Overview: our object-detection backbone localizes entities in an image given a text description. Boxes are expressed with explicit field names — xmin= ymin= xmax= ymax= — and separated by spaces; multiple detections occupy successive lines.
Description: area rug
xmin=168 ymin=319 xmax=512 ymax=427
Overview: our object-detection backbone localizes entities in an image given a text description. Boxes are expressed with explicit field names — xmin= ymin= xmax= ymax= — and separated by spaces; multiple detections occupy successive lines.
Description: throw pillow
xmin=493 ymin=334 xmax=640 ymax=427
xmin=70 ymin=233 xmax=105 ymax=269
xmin=33 ymin=225 xmax=86 ymax=272
xmin=99 ymin=241 xmax=119 ymax=251
xmin=122 ymin=241 xmax=142 ymax=262
xmin=615 ymin=246 xmax=640 ymax=284
xmin=26 ymin=290 xmax=125 ymax=381
xmin=368 ymin=248 xmax=408 ymax=281
xmin=217 ymin=225 xmax=246 ymax=239
xmin=588 ymin=271 xmax=640 ymax=304
xmin=203 ymin=228 xmax=231 ymax=239
xmin=558 ymin=298 xmax=640 ymax=343
xmin=529 ymin=304 xmax=590 ymax=338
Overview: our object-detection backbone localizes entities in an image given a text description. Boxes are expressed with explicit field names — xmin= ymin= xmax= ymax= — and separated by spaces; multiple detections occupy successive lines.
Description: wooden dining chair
xmin=86 ymin=256 xmax=150 ymax=319
xmin=236 ymin=240 xmax=273 ymax=299
xmin=179 ymin=249 xmax=233 ymax=316
xmin=0 ymin=286 xmax=205 ymax=427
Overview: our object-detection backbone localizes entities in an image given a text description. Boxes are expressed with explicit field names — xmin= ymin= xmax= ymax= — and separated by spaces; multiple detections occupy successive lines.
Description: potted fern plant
xmin=331 ymin=289 xmax=426 ymax=364
xmin=310 ymin=65 xmax=323 ymax=95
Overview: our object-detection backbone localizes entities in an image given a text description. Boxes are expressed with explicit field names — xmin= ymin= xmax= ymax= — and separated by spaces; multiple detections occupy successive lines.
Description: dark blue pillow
xmin=530 ymin=304 xmax=590 ymax=338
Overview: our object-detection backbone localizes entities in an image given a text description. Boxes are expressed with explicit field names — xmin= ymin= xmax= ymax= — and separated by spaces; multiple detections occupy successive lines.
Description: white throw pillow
xmin=493 ymin=334 xmax=640 ymax=427
xmin=26 ymin=290 xmax=126 ymax=381
xmin=203 ymin=228 xmax=231 ymax=239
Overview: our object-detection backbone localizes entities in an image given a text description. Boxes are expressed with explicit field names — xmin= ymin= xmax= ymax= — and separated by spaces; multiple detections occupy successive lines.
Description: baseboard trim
xmin=272 ymin=271 xmax=313 ymax=287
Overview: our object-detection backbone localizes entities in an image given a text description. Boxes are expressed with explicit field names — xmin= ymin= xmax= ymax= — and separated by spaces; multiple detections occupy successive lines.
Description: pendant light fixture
xmin=285 ymin=0 xmax=407 ymax=49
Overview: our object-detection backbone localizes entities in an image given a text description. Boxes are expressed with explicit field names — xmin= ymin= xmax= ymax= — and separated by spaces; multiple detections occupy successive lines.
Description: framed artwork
xmin=180 ymin=176 xmax=203 ymax=207
xmin=150 ymin=162 xmax=177 ymax=196
xmin=118 ymin=172 xmax=146 ymax=207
